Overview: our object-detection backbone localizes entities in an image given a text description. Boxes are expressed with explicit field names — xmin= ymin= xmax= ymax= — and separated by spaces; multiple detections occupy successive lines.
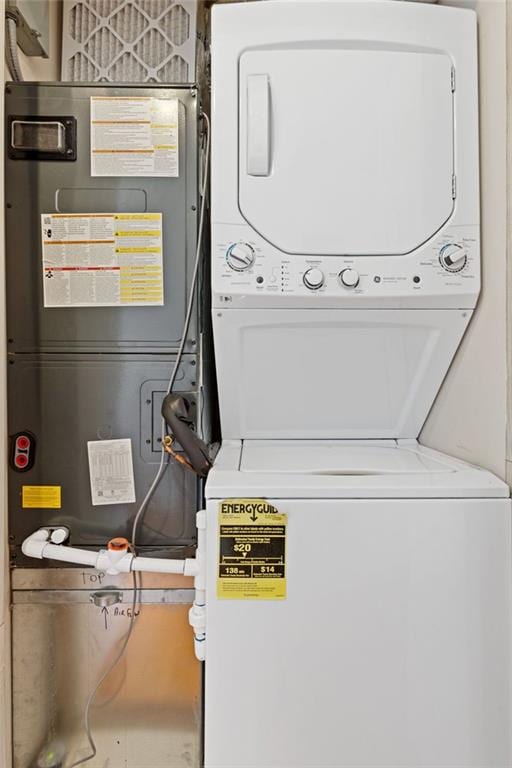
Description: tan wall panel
xmin=0 ymin=3 xmax=11 ymax=762
xmin=5 ymin=0 xmax=61 ymax=81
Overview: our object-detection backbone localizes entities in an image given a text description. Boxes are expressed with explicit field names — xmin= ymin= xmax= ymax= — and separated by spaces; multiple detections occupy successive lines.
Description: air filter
xmin=61 ymin=0 xmax=197 ymax=83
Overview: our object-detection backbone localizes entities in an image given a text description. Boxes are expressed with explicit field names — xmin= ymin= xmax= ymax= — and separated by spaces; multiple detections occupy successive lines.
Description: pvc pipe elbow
xmin=194 ymin=636 xmax=206 ymax=662
xmin=21 ymin=530 xmax=50 ymax=559
xmin=189 ymin=602 xmax=206 ymax=661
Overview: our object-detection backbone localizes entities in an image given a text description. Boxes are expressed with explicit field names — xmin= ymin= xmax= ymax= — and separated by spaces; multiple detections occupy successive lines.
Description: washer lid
xmin=239 ymin=45 xmax=454 ymax=256
xmin=206 ymin=441 xmax=510 ymax=499
xmin=240 ymin=440 xmax=455 ymax=475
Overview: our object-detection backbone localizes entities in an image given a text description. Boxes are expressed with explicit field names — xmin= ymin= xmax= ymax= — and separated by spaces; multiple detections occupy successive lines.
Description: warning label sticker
xmin=90 ymin=96 xmax=179 ymax=178
xmin=22 ymin=485 xmax=61 ymax=509
xmin=41 ymin=213 xmax=164 ymax=307
xmin=217 ymin=499 xmax=287 ymax=600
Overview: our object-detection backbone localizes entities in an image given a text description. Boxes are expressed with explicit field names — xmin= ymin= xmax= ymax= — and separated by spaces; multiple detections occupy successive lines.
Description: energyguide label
xmin=217 ymin=499 xmax=287 ymax=600
xmin=88 ymin=439 xmax=136 ymax=507
xmin=90 ymin=96 xmax=179 ymax=177
xmin=41 ymin=213 xmax=164 ymax=307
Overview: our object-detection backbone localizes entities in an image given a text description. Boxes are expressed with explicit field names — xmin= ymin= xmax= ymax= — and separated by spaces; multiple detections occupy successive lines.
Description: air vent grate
xmin=62 ymin=0 xmax=197 ymax=83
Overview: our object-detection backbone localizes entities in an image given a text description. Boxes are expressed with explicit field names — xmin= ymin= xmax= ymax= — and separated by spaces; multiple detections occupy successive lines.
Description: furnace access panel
xmin=6 ymin=83 xmax=199 ymax=352
xmin=5 ymin=83 xmax=205 ymax=561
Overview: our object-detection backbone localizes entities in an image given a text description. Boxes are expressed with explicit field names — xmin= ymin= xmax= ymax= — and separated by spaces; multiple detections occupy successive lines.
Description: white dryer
xmin=206 ymin=2 xmax=512 ymax=766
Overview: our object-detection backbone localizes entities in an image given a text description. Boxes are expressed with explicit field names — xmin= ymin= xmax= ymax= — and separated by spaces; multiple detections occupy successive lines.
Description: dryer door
xmin=239 ymin=46 xmax=454 ymax=256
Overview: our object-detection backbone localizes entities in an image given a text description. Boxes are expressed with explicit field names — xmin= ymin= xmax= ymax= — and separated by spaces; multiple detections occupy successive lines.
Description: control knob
xmin=439 ymin=243 xmax=467 ymax=273
xmin=339 ymin=268 xmax=360 ymax=288
xmin=303 ymin=267 xmax=325 ymax=290
xmin=226 ymin=242 xmax=255 ymax=271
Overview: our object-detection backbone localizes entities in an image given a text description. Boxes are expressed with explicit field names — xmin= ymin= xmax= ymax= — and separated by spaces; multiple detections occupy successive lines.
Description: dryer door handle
xmin=246 ymin=74 xmax=271 ymax=176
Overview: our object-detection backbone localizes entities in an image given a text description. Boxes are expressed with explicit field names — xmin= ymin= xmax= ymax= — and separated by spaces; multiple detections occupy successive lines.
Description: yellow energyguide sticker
xmin=217 ymin=498 xmax=287 ymax=600
xmin=22 ymin=485 xmax=61 ymax=509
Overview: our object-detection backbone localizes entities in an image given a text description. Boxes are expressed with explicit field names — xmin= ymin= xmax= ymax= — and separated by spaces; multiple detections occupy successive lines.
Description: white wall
xmin=421 ymin=0 xmax=508 ymax=480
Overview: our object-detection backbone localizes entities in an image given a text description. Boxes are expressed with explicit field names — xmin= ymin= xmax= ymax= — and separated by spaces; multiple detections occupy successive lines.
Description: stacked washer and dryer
xmin=205 ymin=2 xmax=512 ymax=767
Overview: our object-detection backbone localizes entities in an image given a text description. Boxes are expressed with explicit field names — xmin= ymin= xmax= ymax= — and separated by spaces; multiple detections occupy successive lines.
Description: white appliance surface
xmin=207 ymin=440 xmax=510 ymax=498
xmin=206 ymin=5 xmax=509 ymax=768
xmin=211 ymin=0 xmax=479 ymax=311
xmin=239 ymin=47 xmax=453 ymax=257
xmin=211 ymin=0 xmax=480 ymax=441
xmin=213 ymin=308 xmax=472 ymax=440
xmin=204 ymin=492 xmax=512 ymax=768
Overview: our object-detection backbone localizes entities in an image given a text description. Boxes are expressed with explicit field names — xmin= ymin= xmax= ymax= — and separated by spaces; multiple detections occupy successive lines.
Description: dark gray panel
xmin=56 ymin=187 xmax=147 ymax=213
xmin=5 ymin=83 xmax=198 ymax=353
xmin=8 ymin=353 xmax=199 ymax=558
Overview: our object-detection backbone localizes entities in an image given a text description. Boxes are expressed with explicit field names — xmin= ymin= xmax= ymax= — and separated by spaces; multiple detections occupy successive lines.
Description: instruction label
xmin=41 ymin=213 xmax=164 ymax=307
xmin=217 ymin=499 xmax=287 ymax=600
xmin=88 ymin=439 xmax=136 ymax=506
xmin=22 ymin=485 xmax=61 ymax=509
xmin=90 ymin=96 xmax=179 ymax=177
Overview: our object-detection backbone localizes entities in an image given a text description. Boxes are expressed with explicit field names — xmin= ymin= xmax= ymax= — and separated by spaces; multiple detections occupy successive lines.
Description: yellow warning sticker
xmin=217 ymin=499 xmax=287 ymax=600
xmin=22 ymin=485 xmax=61 ymax=509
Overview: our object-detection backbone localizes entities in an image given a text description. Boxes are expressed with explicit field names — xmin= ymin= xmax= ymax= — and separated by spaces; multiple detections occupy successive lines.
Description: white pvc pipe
xmin=189 ymin=509 xmax=207 ymax=660
xmin=22 ymin=537 xmax=98 ymax=566
xmin=22 ymin=529 xmax=197 ymax=577
xmin=22 ymin=531 xmax=96 ymax=564
xmin=132 ymin=556 xmax=186 ymax=575
xmin=43 ymin=543 xmax=99 ymax=566
xmin=23 ymin=524 xmax=208 ymax=658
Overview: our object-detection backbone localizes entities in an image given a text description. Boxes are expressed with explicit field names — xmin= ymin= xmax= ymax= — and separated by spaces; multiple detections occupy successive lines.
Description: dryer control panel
xmin=212 ymin=224 xmax=479 ymax=309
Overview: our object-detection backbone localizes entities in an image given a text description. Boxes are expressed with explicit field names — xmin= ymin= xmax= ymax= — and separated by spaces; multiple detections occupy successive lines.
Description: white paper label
xmin=41 ymin=212 xmax=164 ymax=307
xmin=88 ymin=439 xmax=136 ymax=506
xmin=90 ymin=96 xmax=179 ymax=177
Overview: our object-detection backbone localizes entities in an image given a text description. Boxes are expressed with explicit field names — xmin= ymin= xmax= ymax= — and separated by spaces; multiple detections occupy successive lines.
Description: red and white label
xmin=41 ymin=213 xmax=164 ymax=308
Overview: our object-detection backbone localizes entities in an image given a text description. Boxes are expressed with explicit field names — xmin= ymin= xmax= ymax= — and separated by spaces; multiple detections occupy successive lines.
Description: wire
xmin=130 ymin=111 xmax=211 ymax=549
xmin=68 ymin=570 xmax=139 ymax=767
xmin=69 ymin=112 xmax=210 ymax=767
xmin=5 ymin=15 xmax=23 ymax=82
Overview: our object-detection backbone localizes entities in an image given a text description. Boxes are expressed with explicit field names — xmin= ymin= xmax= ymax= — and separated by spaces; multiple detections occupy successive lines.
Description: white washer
xmin=205 ymin=441 xmax=511 ymax=768
xmin=206 ymin=2 xmax=511 ymax=766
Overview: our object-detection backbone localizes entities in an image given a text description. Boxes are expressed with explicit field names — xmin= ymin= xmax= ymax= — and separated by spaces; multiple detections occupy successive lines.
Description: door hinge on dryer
xmin=452 ymin=174 xmax=457 ymax=199
xmin=451 ymin=66 xmax=456 ymax=92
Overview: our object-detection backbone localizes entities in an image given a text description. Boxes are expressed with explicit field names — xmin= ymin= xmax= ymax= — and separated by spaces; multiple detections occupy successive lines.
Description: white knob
xmin=339 ymin=268 xmax=360 ymax=288
xmin=303 ymin=267 xmax=325 ymax=290
xmin=226 ymin=242 xmax=255 ymax=271
xmin=439 ymin=243 xmax=467 ymax=272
